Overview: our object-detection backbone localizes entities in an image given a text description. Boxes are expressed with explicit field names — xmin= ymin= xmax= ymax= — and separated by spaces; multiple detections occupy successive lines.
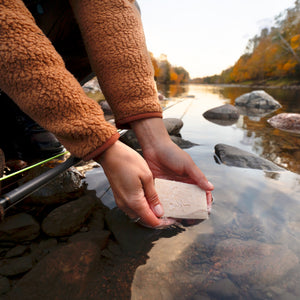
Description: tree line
xmin=192 ymin=0 xmax=300 ymax=84
xmin=149 ymin=53 xmax=190 ymax=84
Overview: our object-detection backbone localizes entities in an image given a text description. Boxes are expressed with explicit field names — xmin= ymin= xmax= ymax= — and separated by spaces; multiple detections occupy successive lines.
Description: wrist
xmin=130 ymin=117 xmax=171 ymax=150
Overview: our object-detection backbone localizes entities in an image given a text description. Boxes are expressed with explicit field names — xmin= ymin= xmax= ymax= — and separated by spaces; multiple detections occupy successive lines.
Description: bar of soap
xmin=155 ymin=178 xmax=208 ymax=219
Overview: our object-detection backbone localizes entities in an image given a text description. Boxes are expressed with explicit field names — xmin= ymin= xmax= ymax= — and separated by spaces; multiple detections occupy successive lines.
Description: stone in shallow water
xmin=41 ymin=194 xmax=97 ymax=237
xmin=214 ymin=143 xmax=283 ymax=171
xmin=0 ymin=213 xmax=40 ymax=243
xmin=267 ymin=113 xmax=300 ymax=134
xmin=213 ymin=238 xmax=298 ymax=286
xmin=155 ymin=178 xmax=208 ymax=220
xmin=203 ymin=104 xmax=240 ymax=126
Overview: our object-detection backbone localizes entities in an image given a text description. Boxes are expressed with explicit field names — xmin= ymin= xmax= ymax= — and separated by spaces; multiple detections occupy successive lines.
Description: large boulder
xmin=214 ymin=143 xmax=283 ymax=171
xmin=235 ymin=90 xmax=281 ymax=117
xmin=235 ymin=90 xmax=281 ymax=109
xmin=267 ymin=113 xmax=300 ymax=134
xmin=203 ymin=104 xmax=240 ymax=126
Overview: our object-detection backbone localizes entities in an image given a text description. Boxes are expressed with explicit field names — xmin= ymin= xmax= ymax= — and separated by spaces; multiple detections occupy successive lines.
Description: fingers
xmin=187 ymin=161 xmax=214 ymax=191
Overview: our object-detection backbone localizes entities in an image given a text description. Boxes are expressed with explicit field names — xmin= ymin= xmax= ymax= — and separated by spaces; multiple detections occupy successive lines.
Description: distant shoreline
xmin=189 ymin=79 xmax=300 ymax=90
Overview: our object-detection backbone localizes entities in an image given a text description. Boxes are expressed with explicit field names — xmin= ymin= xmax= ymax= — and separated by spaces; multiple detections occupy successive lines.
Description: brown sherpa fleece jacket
xmin=0 ymin=0 xmax=162 ymax=160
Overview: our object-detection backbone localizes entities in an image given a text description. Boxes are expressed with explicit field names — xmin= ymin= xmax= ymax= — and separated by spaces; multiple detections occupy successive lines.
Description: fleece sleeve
xmin=0 ymin=0 xmax=119 ymax=160
xmin=69 ymin=0 xmax=163 ymax=128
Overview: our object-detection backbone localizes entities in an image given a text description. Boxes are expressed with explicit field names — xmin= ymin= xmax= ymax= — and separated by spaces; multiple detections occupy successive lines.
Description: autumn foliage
xmin=149 ymin=53 xmax=190 ymax=84
xmin=194 ymin=0 xmax=300 ymax=84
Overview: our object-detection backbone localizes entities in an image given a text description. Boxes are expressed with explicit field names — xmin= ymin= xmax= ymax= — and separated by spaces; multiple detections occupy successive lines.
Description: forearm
xmin=0 ymin=0 xmax=119 ymax=159
xmin=70 ymin=0 xmax=162 ymax=128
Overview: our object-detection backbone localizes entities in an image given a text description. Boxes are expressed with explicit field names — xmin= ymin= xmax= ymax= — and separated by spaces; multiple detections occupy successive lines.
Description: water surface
xmin=88 ymin=84 xmax=300 ymax=299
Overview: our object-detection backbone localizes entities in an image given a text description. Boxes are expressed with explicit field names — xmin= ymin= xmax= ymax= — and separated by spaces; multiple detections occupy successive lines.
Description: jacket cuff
xmin=83 ymin=132 xmax=120 ymax=161
xmin=116 ymin=112 xmax=163 ymax=129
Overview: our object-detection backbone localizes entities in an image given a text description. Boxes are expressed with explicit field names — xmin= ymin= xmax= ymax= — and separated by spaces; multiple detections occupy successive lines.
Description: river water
xmin=87 ymin=84 xmax=300 ymax=299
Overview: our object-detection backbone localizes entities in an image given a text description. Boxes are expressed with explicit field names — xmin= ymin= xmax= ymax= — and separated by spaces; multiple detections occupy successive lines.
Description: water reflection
xmin=86 ymin=84 xmax=300 ymax=299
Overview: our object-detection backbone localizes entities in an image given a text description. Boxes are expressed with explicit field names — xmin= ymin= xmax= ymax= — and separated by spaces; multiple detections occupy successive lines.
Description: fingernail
xmin=207 ymin=181 xmax=214 ymax=190
xmin=153 ymin=204 xmax=164 ymax=216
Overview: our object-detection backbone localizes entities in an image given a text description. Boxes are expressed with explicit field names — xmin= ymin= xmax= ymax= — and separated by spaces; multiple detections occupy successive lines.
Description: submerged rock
xmin=235 ymin=90 xmax=281 ymax=109
xmin=267 ymin=113 xmax=300 ymax=134
xmin=213 ymin=238 xmax=298 ymax=286
xmin=203 ymin=104 xmax=240 ymax=126
xmin=214 ymin=143 xmax=283 ymax=171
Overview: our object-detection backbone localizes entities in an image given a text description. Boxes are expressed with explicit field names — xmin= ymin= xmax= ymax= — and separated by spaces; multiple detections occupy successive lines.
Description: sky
xmin=138 ymin=0 xmax=296 ymax=78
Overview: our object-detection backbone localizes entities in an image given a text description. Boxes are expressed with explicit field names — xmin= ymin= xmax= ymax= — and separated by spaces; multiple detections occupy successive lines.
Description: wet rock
xmin=235 ymin=90 xmax=281 ymax=109
xmin=163 ymin=118 xmax=184 ymax=135
xmin=170 ymin=136 xmax=198 ymax=149
xmin=21 ymin=165 xmax=85 ymax=205
xmin=0 ymin=213 xmax=40 ymax=243
xmin=214 ymin=143 xmax=283 ymax=171
xmin=267 ymin=113 xmax=300 ymax=134
xmin=0 ymin=255 xmax=33 ymax=277
xmin=7 ymin=240 xmax=105 ymax=300
xmin=214 ymin=238 xmax=298 ymax=286
xmin=206 ymin=278 xmax=239 ymax=299
xmin=203 ymin=104 xmax=239 ymax=126
xmin=41 ymin=194 xmax=97 ymax=237
xmin=5 ymin=245 xmax=28 ymax=258
xmin=0 ymin=275 xmax=10 ymax=295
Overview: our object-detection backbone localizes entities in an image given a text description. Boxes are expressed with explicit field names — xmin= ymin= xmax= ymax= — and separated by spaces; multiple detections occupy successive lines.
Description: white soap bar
xmin=155 ymin=178 xmax=208 ymax=219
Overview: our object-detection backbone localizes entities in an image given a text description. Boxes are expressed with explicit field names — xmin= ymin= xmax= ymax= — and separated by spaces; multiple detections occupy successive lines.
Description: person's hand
xmin=131 ymin=118 xmax=214 ymax=209
xmin=96 ymin=140 xmax=176 ymax=228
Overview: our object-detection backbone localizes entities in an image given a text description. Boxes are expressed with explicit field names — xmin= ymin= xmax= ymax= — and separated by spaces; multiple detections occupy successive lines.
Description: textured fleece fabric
xmin=0 ymin=0 xmax=162 ymax=160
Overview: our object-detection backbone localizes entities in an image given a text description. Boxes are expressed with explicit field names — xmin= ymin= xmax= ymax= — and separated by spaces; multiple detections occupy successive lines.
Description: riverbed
xmin=86 ymin=84 xmax=300 ymax=299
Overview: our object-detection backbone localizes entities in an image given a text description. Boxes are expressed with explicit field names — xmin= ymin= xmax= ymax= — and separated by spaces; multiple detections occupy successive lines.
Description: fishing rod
xmin=0 ymin=155 xmax=81 ymax=218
